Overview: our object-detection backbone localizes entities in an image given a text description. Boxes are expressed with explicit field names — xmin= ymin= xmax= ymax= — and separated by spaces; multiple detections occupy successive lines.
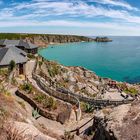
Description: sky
xmin=0 ymin=0 xmax=140 ymax=36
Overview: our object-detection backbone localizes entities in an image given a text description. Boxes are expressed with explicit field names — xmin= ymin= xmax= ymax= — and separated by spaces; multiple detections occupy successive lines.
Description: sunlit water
xmin=38 ymin=36 xmax=140 ymax=83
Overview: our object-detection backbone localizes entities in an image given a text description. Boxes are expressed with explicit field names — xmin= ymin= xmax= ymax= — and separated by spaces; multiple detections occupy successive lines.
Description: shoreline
xmin=38 ymin=40 xmax=92 ymax=48
xmin=38 ymin=52 xmax=131 ymax=84
xmin=38 ymin=52 xmax=139 ymax=85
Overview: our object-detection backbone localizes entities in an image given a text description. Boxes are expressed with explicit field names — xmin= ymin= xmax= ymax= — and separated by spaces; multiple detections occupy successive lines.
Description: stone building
xmin=0 ymin=46 xmax=28 ymax=75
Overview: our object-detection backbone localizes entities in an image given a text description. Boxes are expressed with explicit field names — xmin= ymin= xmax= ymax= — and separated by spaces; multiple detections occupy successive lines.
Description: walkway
xmin=25 ymin=60 xmax=134 ymax=137
xmin=25 ymin=60 xmax=93 ymax=136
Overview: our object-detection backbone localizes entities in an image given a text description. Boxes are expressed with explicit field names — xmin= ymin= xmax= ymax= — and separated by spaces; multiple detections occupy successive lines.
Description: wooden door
xmin=19 ymin=64 xmax=24 ymax=74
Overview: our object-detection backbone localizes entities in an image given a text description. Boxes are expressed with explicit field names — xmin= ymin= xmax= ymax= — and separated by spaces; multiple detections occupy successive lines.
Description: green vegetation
xmin=0 ymin=85 xmax=10 ymax=96
xmin=80 ymin=102 xmax=94 ymax=113
xmin=48 ymin=65 xmax=60 ymax=77
xmin=0 ymin=33 xmax=45 ymax=40
xmin=0 ymin=85 xmax=6 ymax=94
xmin=32 ymin=108 xmax=41 ymax=119
xmin=38 ymin=61 xmax=43 ymax=68
xmin=47 ymin=64 xmax=61 ymax=77
xmin=9 ymin=60 xmax=16 ymax=71
xmin=27 ymin=53 xmax=36 ymax=59
xmin=117 ymin=83 xmax=127 ymax=90
xmin=0 ymin=33 xmax=92 ymax=41
xmin=0 ymin=107 xmax=7 ymax=119
xmin=4 ymin=92 xmax=11 ymax=97
xmin=20 ymin=82 xmax=57 ymax=110
xmin=124 ymin=87 xmax=138 ymax=96
xmin=34 ymin=93 xmax=57 ymax=109
xmin=20 ymin=83 xmax=32 ymax=93
xmin=11 ymin=77 xmax=18 ymax=86
xmin=43 ymin=97 xmax=57 ymax=109
xmin=0 ymin=33 xmax=27 ymax=39
xmin=0 ymin=69 xmax=8 ymax=76
xmin=34 ymin=94 xmax=46 ymax=103
xmin=17 ymin=101 xmax=26 ymax=110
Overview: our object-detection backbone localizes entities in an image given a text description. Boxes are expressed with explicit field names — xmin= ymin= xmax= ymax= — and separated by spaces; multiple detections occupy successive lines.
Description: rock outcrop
xmin=93 ymin=100 xmax=140 ymax=140
xmin=38 ymin=60 xmax=136 ymax=101
xmin=0 ymin=33 xmax=94 ymax=47
xmin=95 ymin=37 xmax=112 ymax=42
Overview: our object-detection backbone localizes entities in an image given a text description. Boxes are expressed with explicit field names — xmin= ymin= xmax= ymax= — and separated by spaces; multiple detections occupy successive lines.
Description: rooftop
xmin=0 ymin=46 xmax=28 ymax=66
xmin=0 ymin=39 xmax=38 ymax=49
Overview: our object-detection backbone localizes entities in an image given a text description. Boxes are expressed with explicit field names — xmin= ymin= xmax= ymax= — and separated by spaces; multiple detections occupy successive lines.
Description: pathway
xmin=25 ymin=60 xmax=93 ymax=136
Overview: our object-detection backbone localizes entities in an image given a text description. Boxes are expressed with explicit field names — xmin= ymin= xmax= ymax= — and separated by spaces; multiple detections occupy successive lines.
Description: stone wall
xmin=32 ymin=73 xmax=82 ymax=121
xmin=33 ymin=73 xmax=134 ymax=108
xmin=15 ymin=90 xmax=58 ymax=120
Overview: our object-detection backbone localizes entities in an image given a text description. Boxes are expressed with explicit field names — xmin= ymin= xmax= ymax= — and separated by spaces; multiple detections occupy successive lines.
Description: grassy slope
xmin=0 ymin=33 xmax=92 ymax=40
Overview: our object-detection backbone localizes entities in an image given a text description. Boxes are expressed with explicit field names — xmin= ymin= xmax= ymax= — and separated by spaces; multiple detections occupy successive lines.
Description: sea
xmin=38 ymin=36 xmax=140 ymax=84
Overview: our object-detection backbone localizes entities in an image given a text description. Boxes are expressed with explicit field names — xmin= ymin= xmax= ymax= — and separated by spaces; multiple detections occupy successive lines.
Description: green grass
xmin=80 ymin=102 xmax=94 ymax=113
xmin=0 ymin=33 xmax=92 ymax=40
xmin=47 ymin=64 xmax=61 ymax=77
xmin=34 ymin=94 xmax=46 ymax=103
xmin=124 ymin=87 xmax=138 ymax=96
xmin=20 ymin=83 xmax=32 ymax=93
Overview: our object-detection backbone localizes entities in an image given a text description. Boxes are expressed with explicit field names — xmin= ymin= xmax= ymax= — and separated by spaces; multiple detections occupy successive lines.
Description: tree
xmin=9 ymin=60 xmax=16 ymax=71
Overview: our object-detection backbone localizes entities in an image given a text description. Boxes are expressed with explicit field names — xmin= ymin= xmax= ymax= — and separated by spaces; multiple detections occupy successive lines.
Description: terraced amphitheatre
xmin=0 ymin=35 xmax=140 ymax=139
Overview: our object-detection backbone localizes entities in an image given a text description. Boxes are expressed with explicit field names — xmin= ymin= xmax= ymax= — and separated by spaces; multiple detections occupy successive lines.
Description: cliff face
xmin=94 ymin=37 xmax=112 ymax=42
xmin=0 ymin=33 xmax=94 ymax=47
xmin=93 ymin=100 xmax=140 ymax=140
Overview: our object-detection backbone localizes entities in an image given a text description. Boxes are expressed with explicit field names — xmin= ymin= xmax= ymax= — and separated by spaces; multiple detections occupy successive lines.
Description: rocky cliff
xmin=0 ymin=33 xmax=94 ymax=47
xmin=93 ymin=100 xmax=140 ymax=140
xmin=95 ymin=37 xmax=112 ymax=42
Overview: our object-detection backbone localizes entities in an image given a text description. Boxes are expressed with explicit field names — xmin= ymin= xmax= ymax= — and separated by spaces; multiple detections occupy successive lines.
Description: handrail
xmin=33 ymin=61 xmax=134 ymax=107
xmin=33 ymin=72 xmax=134 ymax=107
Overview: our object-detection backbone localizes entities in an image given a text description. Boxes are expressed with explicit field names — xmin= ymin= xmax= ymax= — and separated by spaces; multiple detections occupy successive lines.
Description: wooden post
xmin=76 ymin=128 xmax=80 ymax=136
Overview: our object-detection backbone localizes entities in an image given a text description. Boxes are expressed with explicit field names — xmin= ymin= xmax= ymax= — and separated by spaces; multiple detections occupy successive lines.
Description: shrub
xmin=11 ymin=77 xmax=18 ymax=86
xmin=47 ymin=64 xmax=61 ymax=77
xmin=34 ymin=94 xmax=46 ymax=103
xmin=124 ymin=87 xmax=138 ymax=96
xmin=32 ymin=108 xmax=41 ymax=119
xmin=3 ymin=124 xmax=32 ymax=140
xmin=38 ymin=61 xmax=43 ymax=68
xmin=9 ymin=60 xmax=16 ymax=71
xmin=21 ymin=83 xmax=32 ymax=93
xmin=27 ymin=53 xmax=35 ymax=59
xmin=80 ymin=102 xmax=94 ymax=113
xmin=85 ymin=103 xmax=94 ymax=113
xmin=43 ymin=97 xmax=57 ymax=109
xmin=0 ymin=69 xmax=8 ymax=76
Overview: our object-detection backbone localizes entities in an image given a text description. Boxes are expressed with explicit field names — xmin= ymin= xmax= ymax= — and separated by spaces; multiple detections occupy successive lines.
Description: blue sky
xmin=1 ymin=0 xmax=140 ymax=36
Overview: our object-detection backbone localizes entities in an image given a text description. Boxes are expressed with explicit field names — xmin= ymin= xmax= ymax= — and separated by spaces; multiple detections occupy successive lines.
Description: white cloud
xmin=89 ymin=0 xmax=138 ymax=11
xmin=0 ymin=19 xmax=137 ymax=29
xmin=0 ymin=0 xmax=140 ymax=35
xmin=5 ymin=0 xmax=140 ymax=24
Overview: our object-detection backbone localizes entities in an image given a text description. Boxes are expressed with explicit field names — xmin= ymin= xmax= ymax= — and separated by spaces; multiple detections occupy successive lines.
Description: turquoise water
xmin=38 ymin=36 xmax=140 ymax=83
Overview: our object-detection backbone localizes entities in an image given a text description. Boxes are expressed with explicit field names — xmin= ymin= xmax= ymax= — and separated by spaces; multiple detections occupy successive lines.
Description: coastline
xmin=39 ymin=39 xmax=139 ymax=84
xmin=39 ymin=40 xmax=91 ymax=48
xmin=38 ymin=50 xmax=123 ymax=84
